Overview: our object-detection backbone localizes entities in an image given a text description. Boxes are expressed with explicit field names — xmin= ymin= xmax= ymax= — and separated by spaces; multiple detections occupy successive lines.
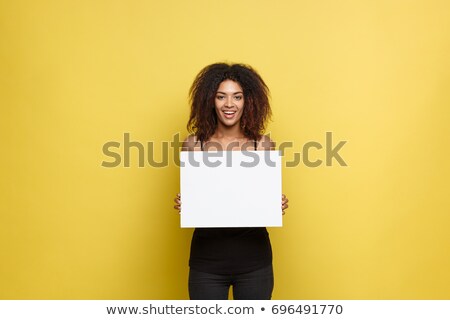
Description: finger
xmin=282 ymin=210 xmax=285 ymax=215
xmin=282 ymin=194 xmax=286 ymax=199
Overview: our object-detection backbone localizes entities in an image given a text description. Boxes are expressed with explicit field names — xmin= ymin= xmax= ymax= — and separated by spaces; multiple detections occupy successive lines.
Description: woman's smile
xmin=222 ymin=110 xmax=237 ymax=119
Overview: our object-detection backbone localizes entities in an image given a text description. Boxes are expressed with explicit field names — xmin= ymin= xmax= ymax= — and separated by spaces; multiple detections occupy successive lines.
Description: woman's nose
xmin=225 ymin=96 xmax=234 ymax=107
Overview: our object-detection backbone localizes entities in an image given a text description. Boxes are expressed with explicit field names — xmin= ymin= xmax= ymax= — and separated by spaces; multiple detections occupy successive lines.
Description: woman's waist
xmin=193 ymin=227 xmax=268 ymax=238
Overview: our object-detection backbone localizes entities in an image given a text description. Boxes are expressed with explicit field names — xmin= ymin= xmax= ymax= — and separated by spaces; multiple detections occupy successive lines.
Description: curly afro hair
xmin=187 ymin=63 xmax=272 ymax=142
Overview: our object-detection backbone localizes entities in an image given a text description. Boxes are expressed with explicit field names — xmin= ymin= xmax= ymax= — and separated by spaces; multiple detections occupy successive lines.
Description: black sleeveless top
xmin=188 ymin=139 xmax=273 ymax=275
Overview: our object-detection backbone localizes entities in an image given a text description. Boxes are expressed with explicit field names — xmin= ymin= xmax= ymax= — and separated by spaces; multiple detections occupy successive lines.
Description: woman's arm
xmin=181 ymin=134 xmax=199 ymax=151
xmin=257 ymin=134 xmax=275 ymax=150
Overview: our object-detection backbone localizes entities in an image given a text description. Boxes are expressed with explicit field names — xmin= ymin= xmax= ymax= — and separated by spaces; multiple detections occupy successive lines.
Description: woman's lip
xmin=223 ymin=111 xmax=236 ymax=119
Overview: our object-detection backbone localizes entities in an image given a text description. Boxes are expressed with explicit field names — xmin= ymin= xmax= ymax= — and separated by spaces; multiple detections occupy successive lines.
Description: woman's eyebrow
xmin=216 ymin=91 xmax=243 ymax=95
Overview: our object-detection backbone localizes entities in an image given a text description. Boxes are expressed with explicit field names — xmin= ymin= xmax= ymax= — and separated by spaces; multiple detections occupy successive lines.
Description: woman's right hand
xmin=174 ymin=193 xmax=181 ymax=214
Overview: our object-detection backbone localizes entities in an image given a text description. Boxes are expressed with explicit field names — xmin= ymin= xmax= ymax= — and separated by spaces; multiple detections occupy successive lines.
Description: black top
xmin=188 ymin=139 xmax=273 ymax=275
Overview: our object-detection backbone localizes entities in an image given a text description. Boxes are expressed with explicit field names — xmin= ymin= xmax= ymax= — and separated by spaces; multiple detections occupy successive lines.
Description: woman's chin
xmin=218 ymin=119 xmax=241 ymax=128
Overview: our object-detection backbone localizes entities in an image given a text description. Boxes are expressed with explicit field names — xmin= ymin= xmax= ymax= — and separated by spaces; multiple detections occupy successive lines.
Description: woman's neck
xmin=213 ymin=123 xmax=246 ymax=140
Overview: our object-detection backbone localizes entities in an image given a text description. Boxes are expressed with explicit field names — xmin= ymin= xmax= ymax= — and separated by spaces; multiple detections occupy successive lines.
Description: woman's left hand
xmin=282 ymin=194 xmax=289 ymax=215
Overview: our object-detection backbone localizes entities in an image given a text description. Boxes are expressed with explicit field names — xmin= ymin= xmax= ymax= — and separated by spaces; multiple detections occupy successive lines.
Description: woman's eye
xmin=234 ymin=96 xmax=243 ymax=100
xmin=216 ymin=95 xmax=225 ymax=100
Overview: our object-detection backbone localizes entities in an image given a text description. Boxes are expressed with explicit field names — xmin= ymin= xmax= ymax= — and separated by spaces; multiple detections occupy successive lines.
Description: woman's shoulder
xmin=182 ymin=134 xmax=201 ymax=151
xmin=257 ymin=134 xmax=275 ymax=150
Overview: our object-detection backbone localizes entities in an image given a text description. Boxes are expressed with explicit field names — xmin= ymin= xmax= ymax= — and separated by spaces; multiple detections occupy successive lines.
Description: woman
xmin=174 ymin=63 xmax=289 ymax=300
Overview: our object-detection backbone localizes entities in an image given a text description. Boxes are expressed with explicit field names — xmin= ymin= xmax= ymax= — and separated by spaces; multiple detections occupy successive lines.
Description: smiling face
xmin=214 ymin=79 xmax=244 ymax=129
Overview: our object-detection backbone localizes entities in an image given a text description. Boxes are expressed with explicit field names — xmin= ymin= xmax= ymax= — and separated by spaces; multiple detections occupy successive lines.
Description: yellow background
xmin=1 ymin=0 xmax=449 ymax=299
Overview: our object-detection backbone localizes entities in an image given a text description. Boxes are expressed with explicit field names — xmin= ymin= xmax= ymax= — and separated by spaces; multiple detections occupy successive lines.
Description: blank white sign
xmin=180 ymin=150 xmax=282 ymax=228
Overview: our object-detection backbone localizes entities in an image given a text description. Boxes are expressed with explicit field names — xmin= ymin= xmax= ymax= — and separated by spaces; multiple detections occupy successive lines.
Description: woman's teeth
xmin=223 ymin=111 xmax=236 ymax=118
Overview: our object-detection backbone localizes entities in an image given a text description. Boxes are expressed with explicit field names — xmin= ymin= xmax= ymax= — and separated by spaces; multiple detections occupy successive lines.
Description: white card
xmin=180 ymin=150 xmax=282 ymax=228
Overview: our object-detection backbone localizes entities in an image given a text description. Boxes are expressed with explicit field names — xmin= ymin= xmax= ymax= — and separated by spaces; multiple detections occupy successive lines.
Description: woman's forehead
xmin=217 ymin=79 xmax=243 ymax=93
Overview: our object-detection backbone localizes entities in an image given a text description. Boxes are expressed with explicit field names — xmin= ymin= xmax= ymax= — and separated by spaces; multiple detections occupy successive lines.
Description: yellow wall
xmin=1 ymin=0 xmax=449 ymax=299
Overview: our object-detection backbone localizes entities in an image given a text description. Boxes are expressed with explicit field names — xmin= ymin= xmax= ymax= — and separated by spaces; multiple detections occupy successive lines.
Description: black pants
xmin=188 ymin=264 xmax=274 ymax=300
